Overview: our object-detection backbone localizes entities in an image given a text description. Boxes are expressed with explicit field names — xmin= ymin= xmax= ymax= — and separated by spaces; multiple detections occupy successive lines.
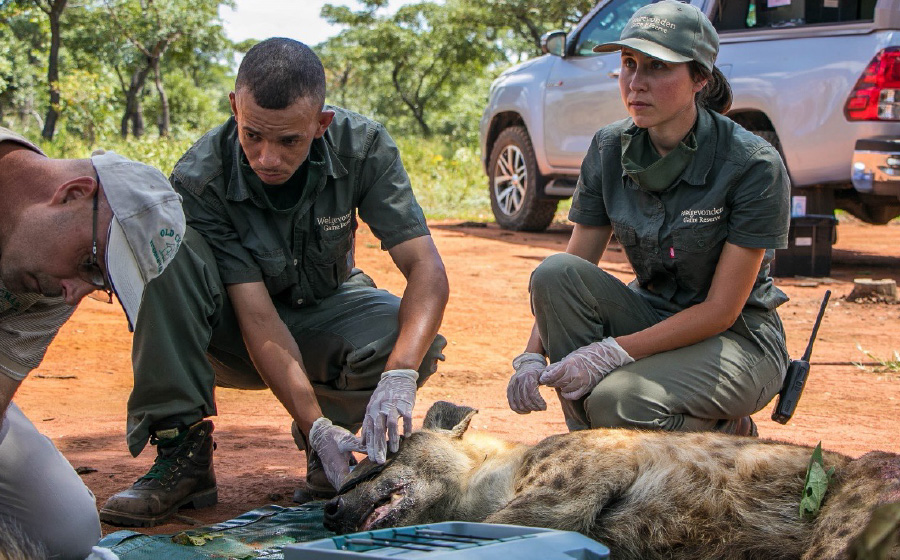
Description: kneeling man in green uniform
xmin=101 ymin=38 xmax=450 ymax=527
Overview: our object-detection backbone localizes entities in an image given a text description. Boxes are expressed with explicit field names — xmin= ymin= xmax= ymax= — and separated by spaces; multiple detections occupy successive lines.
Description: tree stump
xmin=846 ymin=278 xmax=898 ymax=303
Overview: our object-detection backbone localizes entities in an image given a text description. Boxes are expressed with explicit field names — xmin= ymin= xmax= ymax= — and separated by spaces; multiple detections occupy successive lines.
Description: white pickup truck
xmin=479 ymin=0 xmax=900 ymax=273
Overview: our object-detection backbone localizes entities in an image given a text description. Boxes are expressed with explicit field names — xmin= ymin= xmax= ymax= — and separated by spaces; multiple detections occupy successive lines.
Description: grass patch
xmin=37 ymin=133 xmax=195 ymax=181
xmin=854 ymin=344 xmax=900 ymax=375
xmin=395 ymin=136 xmax=492 ymax=222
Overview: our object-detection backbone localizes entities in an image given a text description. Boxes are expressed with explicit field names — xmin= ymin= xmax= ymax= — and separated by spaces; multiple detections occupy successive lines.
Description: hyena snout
xmin=323 ymin=496 xmax=344 ymax=531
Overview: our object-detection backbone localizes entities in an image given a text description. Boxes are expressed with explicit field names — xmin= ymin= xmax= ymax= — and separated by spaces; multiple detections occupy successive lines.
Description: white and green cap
xmin=593 ymin=1 xmax=719 ymax=73
xmin=91 ymin=151 xmax=185 ymax=329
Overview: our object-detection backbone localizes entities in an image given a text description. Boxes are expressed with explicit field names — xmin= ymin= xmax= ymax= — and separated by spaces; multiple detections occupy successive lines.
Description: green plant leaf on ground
xmin=171 ymin=532 xmax=224 ymax=546
xmin=850 ymin=502 xmax=900 ymax=560
xmin=800 ymin=442 xmax=835 ymax=519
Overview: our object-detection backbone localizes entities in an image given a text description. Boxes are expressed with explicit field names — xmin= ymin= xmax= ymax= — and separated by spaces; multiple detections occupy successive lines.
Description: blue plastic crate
xmin=283 ymin=521 xmax=610 ymax=559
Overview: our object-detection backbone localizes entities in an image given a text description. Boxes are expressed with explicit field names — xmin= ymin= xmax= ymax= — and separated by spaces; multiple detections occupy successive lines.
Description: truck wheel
xmin=488 ymin=126 xmax=557 ymax=231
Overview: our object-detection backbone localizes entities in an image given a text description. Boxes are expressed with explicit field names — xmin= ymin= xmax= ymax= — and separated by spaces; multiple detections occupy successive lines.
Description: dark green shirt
xmin=569 ymin=108 xmax=790 ymax=313
xmin=170 ymin=106 xmax=429 ymax=308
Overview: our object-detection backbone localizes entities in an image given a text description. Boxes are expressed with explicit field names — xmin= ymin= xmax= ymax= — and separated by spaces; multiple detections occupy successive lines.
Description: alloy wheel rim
xmin=493 ymin=144 xmax=527 ymax=216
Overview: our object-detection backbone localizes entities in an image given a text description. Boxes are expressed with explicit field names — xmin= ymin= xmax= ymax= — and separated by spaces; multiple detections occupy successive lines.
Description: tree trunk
xmin=41 ymin=0 xmax=68 ymax=140
xmin=121 ymin=62 xmax=151 ymax=138
xmin=412 ymin=108 xmax=430 ymax=137
xmin=152 ymin=58 xmax=170 ymax=137
xmin=391 ymin=63 xmax=431 ymax=137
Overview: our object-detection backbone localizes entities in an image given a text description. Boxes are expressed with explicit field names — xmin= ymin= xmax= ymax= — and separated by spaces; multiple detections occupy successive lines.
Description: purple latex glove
xmin=539 ymin=337 xmax=634 ymax=400
xmin=507 ymin=352 xmax=548 ymax=414
xmin=308 ymin=417 xmax=365 ymax=488
xmin=361 ymin=369 xmax=418 ymax=464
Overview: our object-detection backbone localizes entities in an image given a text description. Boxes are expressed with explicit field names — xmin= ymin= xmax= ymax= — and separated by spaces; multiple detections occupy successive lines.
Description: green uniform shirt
xmin=569 ymin=108 xmax=790 ymax=313
xmin=170 ymin=106 xmax=430 ymax=308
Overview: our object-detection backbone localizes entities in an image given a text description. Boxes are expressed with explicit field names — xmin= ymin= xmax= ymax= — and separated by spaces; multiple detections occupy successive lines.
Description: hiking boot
xmin=100 ymin=420 xmax=217 ymax=527
xmin=734 ymin=416 xmax=759 ymax=437
xmin=291 ymin=421 xmax=338 ymax=502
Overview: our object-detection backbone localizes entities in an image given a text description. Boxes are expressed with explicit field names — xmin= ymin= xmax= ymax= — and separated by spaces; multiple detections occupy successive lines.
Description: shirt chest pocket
xmin=672 ymin=222 xmax=727 ymax=254
xmin=612 ymin=221 xmax=652 ymax=284
xmin=307 ymin=229 xmax=353 ymax=265
xmin=671 ymin=222 xmax=727 ymax=292
xmin=304 ymin=229 xmax=355 ymax=298
xmin=252 ymin=248 xmax=292 ymax=294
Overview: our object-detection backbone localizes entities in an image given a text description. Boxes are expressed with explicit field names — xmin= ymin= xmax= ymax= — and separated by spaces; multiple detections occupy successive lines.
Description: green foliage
xmin=0 ymin=0 xmax=234 ymax=138
xmin=3 ymin=0 xmax=597 ymax=221
xmin=37 ymin=131 xmax=194 ymax=176
xmin=32 ymin=129 xmax=491 ymax=222
xmin=321 ymin=0 xmax=500 ymax=139
xmin=464 ymin=0 xmax=595 ymax=57
xmin=396 ymin=135 xmax=490 ymax=221
xmin=0 ymin=1 xmax=49 ymax=126
xmin=800 ymin=442 xmax=835 ymax=520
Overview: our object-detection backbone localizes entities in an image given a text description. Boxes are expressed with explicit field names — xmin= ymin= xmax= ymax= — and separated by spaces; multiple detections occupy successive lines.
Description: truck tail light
xmin=844 ymin=47 xmax=900 ymax=121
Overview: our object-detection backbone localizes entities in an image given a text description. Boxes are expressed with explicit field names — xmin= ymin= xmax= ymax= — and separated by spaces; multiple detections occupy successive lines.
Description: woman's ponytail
xmin=692 ymin=63 xmax=732 ymax=114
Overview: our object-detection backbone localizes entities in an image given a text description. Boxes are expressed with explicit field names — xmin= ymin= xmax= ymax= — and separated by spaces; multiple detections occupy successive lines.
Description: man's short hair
xmin=235 ymin=38 xmax=326 ymax=110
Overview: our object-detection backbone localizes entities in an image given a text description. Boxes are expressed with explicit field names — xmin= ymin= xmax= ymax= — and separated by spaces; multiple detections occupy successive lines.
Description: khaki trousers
xmin=0 ymin=403 xmax=101 ymax=558
xmin=530 ymin=253 xmax=789 ymax=433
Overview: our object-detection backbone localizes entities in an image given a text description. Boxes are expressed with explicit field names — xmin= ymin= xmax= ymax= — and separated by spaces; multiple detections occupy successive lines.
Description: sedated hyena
xmin=325 ymin=401 xmax=900 ymax=560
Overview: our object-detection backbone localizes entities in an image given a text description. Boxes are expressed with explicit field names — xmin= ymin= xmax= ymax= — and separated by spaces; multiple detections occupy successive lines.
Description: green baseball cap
xmin=593 ymin=1 xmax=719 ymax=72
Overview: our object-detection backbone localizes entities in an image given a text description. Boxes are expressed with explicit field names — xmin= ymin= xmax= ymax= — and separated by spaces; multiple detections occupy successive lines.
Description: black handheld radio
xmin=771 ymin=290 xmax=831 ymax=425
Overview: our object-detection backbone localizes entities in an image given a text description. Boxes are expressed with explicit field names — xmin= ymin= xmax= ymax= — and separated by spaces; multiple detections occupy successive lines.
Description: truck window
xmin=573 ymin=0 xmax=656 ymax=56
xmin=713 ymin=0 xmax=876 ymax=31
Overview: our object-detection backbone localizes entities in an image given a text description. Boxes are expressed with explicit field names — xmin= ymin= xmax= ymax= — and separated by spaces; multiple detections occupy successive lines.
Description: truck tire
xmin=488 ymin=126 xmax=558 ymax=231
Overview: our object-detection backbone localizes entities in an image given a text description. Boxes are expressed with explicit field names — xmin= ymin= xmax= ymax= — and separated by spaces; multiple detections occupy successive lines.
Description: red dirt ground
xmin=13 ymin=218 xmax=900 ymax=537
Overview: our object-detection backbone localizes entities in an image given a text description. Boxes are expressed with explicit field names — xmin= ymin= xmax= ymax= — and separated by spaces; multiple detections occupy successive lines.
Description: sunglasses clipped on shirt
xmin=76 ymin=188 xmax=113 ymax=304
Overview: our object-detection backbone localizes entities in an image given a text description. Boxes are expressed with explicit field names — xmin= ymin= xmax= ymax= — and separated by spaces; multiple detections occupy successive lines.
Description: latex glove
xmin=85 ymin=547 xmax=120 ymax=560
xmin=539 ymin=337 xmax=635 ymax=400
xmin=361 ymin=368 xmax=418 ymax=464
xmin=309 ymin=417 xmax=365 ymax=489
xmin=507 ymin=352 xmax=548 ymax=414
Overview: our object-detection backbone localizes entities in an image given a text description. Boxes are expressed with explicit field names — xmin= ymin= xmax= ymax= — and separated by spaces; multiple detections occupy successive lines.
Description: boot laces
xmin=140 ymin=430 xmax=189 ymax=482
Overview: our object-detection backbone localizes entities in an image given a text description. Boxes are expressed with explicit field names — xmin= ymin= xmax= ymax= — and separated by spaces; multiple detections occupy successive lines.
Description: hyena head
xmin=324 ymin=401 xmax=478 ymax=534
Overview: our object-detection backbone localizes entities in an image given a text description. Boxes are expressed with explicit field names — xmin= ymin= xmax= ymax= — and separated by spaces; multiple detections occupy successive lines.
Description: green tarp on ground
xmin=97 ymin=502 xmax=334 ymax=559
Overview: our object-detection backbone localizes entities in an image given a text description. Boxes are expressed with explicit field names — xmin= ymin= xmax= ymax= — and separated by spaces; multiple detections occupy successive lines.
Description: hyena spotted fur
xmin=325 ymin=401 xmax=900 ymax=560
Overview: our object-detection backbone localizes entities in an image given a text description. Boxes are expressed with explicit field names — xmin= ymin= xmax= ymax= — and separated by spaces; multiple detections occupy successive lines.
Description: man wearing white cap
xmin=0 ymin=126 xmax=185 ymax=559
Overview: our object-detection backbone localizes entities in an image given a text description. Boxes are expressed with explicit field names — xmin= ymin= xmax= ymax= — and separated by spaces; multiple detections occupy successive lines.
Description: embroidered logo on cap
xmin=630 ymin=16 xmax=677 ymax=33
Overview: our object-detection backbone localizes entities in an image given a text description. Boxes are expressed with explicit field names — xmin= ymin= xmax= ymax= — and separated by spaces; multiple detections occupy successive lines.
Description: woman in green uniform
xmin=507 ymin=0 xmax=791 ymax=436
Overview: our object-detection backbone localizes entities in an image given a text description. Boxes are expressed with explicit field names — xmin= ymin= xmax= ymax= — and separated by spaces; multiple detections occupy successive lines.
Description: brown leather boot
xmin=291 ymin=421 xmax=338 ymax=501
xmin=100 ymin=420 xmax=217 ymax=527
xmin=734 ymin=416 xmax=759 ymax=437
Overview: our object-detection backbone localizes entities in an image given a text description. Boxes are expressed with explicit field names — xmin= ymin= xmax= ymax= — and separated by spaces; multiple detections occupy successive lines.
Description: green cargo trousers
xmin=530 ymin=253 xmax=789 ymax=433
xmin=126 ymin=228 xmax=446 ymax=457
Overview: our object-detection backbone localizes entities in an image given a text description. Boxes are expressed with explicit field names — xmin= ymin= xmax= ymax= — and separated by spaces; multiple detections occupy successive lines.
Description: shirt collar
xmin=680 ymin=107 xmax=716 ymax=187
xmin=619 ymin=107 xmax=717 ymax=190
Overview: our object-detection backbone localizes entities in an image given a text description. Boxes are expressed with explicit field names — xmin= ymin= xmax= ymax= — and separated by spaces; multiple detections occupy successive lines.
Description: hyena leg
xmin=485 ymin=487 xmax=607 ymax=535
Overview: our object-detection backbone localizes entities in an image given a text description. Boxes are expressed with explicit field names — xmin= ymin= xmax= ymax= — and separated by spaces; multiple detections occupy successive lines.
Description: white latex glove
xmin=309 ymin=417 xmax=365 ymax=488
xmin=507 ymin=352 xmax=548 ymax=414
xmin=85 ymin=547 xmax=120 ymax=560
xmin=361 ymin=368 xmax=418 ymax=464
xmin=539 ymin=337 xmax=634 ymax=400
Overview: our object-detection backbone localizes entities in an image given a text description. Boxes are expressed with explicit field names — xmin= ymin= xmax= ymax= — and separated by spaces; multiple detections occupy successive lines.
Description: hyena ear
xmin=422 ymin=401 xmax=478 ymax=438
